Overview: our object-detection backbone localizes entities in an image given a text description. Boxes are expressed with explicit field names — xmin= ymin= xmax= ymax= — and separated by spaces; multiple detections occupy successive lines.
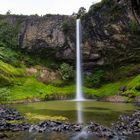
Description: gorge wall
xmin=1 ymin=0 xmax=140 ymax=71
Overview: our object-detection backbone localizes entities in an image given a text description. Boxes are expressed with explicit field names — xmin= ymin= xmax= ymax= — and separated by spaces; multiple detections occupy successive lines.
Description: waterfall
xmin=76 ymin=19 xmax=84 ymax=101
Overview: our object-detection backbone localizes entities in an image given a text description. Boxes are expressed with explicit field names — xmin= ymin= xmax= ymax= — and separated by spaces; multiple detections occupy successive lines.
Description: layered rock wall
xmin=1 ymin=0 xmax=140 ymax=70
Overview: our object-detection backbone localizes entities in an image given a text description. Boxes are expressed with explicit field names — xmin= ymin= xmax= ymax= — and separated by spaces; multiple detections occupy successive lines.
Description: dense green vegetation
xmin=128 ymin=20 xmax=140 ymax=34
xmin=88 ymin=0 xmax=113 ymax=13
xmin=0 ymin=39 xmax=140 ymax=103
xmin=59 ymin=63 xmax=74 ymax=81
xmin=0 ymin=60 xmax=24 ymax=86
xmin=0 ymin=58 xmax=139 ymax=103
xmin=84 ymin=70 xmax=104 ymax=87
xmin=0 ymin=21 xmax=18 ymax=48
xmin=0 ymin=4 xmax=140 ymax=104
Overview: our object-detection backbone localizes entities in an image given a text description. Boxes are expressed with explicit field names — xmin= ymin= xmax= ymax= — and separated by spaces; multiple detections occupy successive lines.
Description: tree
xmin=0 ymin=22 xmax=17 ymax=48
xmin=59 ymin=63 xmax=74 ymax=81
xmin=77 ymin=7 xmax=86 ymax=18
xmin=6 ymin=10 xmax=11 ymax=15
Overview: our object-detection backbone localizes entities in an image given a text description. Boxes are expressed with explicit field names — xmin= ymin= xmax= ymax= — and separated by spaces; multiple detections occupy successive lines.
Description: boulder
xmin=134 ymin=96 xmax=140 ymax=103
xmin=26 ymin=67 xmax=38 ymax=76
xmin=37 ymin=68 xmax=61 ymax=84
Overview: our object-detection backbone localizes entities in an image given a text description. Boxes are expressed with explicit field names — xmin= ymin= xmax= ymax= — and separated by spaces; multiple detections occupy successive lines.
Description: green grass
xmin=84 ymin=80 xmax=130 ymax=98
xmin=8 ymin=77 xmax=75 ymax=101
xmin=0 ymin=47 xmax=22 ymax=67
xmin=0 ymin=60 xmax=140 ymax=103
xmin=127 ymin=74 xmax=140 ymax=88
xmin=0 ymin=60 xmax=24 ymax=86
xmin=0 ymin=45 xmax=59 ymax=69
xmin=121 ymin=74 xmax=140 ymax=97
xmin=7 ymin=76 xmax=123 ymax=101
xmin=0 ymin=60 xmax=24 ymax=76
xmin=0 ymin=74 xmax=140 ymax=103
xmin=7 ymin=76 xmax=133 ymax=102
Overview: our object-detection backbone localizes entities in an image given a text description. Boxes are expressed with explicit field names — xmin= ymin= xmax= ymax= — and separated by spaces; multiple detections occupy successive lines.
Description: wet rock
xmin=49 ymin=121 xmax=58 ymax=127
xmin=52 ymin=126 xmax=63 ymax=132
xmin=0 ymin=133 xmax=7 ymax=138
xmin=112 ymin=110 xmax=140 ymax=136
xmin=38 ymin=127 xmax=46 ymax=133
xmin=0 ymin=107 xmax=24 ymax=121
xmin=0 ymin=106 xmax=31 ymax=132
xmin=73 ymin=124 xmax=82 ymax=131
xmin=63 ymin=124 xmax=70 ymax=130
xmin=0 ymin=106 xmax=140 ymax=139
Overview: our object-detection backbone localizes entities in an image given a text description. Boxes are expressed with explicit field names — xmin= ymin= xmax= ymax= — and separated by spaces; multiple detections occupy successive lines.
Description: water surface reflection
xmin=76 ymin=101 xmax=83 ymax=123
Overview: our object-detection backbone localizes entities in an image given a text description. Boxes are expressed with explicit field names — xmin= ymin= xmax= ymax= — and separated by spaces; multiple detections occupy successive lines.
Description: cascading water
xmin=76 ymin=19 xmax=85 ymax=101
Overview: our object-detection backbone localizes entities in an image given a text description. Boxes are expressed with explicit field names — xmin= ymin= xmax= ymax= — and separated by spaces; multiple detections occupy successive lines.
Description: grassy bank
xmin=1 ymin=69 xmax=140 ymax=103
xmin=0 ymin=57 xmax=140 ymax=104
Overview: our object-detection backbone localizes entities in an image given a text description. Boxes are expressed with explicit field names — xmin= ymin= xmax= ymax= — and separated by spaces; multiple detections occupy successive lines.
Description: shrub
xmin=121 ymin=90 xmax=136 ymax=98
xmin=89 ymin=3 xmax=102 ymax=12
xmin=0 ymin=87 xmax=10 ymax=103
xmin=128 ymin=20 xmax=140 ymax=33
xmin=59 ymin=63 xmax=74 ymax=81
xmin=89 ymin=0 xmax=111 ymax=13
xmin=49 ymin=79 xmax=65 ymax=87
xmin=0 ymin=46 xmax=21 ymax=66
xmin=0 ymin=60 xmax=24 ymax=76
xmin=0 ymin=75 xmax=13 ymax=86
xmin=135 ymin=84 xmax=140 ymax=91
xmin=61 ymin=19 xmax=75 ymax=36
xmin=0 ymin=60 xmax=24 ymax=86
xmin=84 ymin=70 xmax=104 ymax=87
xmin=76 ymin=7 xmax=86 ymax=18
xmin=62 ymin=21 xmax=71 ymax=33
xmin=0 ymin=22 xmax=18 ymax=48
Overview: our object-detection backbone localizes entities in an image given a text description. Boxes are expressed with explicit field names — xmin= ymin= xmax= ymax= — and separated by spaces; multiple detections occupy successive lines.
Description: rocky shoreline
xmin=0 ymin=106 xmax=140 ymax=139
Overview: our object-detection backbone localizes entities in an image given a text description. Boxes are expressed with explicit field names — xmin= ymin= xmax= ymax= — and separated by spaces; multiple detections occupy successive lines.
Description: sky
xmin=0 ymin=0 xmax=101 ymax=15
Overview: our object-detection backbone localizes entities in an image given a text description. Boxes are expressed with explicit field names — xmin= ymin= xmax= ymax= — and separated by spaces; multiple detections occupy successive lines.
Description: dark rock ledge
xmin=0 ymin=106 xmax=140 ymax=139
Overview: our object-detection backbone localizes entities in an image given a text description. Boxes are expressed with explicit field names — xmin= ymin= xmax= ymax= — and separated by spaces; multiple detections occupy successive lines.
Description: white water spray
xmin=76 ymin=19 xmax=84 ymax=101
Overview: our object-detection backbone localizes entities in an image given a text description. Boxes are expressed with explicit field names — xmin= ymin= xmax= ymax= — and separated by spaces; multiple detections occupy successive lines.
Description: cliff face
xmin=81 ymin=0 xmax=140 ymax=70
xmin=18 ymin=15 xmax=76 ymax=61
xmin=1 ymin=0 xmax=140 ymax=70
